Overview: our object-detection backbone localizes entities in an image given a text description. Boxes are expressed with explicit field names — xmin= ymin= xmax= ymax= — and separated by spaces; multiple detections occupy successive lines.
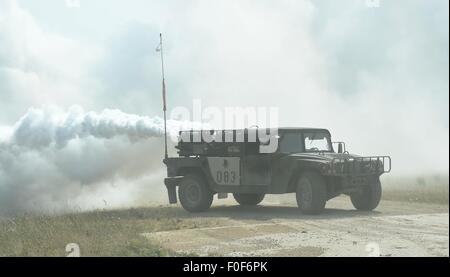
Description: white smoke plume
xmin=3 ymin=106 xmax=198 ymax=149
xmin=0 ymin=106 xmax=202 ymax=215
xmin=0 ymin=1 xmax=447 ymax=214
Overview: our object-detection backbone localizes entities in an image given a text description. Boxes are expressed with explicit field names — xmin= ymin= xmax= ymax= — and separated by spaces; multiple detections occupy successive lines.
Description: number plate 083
xmin=207 ymin=157 xmax=240 ymax=186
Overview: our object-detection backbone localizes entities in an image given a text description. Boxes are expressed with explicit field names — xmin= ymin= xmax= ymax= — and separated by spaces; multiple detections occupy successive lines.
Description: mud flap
xmin=165 ymin=177 xmax=182 ymax=204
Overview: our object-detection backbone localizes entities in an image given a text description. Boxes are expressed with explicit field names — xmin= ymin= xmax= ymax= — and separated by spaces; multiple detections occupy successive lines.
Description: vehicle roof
xmin=277 ymin=127 xmax=330 ymax=132
xmin=180 ymin=127 xmax=330 ymax=133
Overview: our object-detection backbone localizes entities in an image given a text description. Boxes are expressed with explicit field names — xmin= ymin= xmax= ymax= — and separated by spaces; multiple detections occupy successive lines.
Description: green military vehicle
xmin=163 ymin=128 xmax=391 ymax=214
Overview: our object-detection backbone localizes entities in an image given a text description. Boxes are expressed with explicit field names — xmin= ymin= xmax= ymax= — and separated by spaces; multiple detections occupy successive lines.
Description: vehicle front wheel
xmin=233 ymin=193 xmax=265 ymax=206
xmin=296 ymin=172 xmax=327 ymax=215
xmin=178 ymin=174 xmax=213 ymax=212
xmin=350 ymin=179 xmax=382 ymax=211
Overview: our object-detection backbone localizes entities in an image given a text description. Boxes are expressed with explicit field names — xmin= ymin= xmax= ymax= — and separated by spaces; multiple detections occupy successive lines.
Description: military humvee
xmin=163 ymin=128 xmax=391 ymax=214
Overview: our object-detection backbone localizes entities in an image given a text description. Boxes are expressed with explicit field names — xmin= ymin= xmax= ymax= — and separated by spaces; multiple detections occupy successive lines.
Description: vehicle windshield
xmin=278 ymin=131 xmax=332 ymax=153
xmin=304 ymin=132 xmax=332 ymax=152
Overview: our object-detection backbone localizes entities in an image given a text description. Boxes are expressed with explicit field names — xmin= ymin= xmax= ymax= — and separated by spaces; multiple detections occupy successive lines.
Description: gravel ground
xmin=143 ymin=195 xmax=449 ymax=257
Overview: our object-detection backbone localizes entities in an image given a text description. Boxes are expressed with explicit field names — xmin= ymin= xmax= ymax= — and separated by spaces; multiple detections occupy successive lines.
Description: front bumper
xmin=326 ymin=156 xmax=391 ymax=177
xmin=340 ymin=175 xmax=378 ymax=188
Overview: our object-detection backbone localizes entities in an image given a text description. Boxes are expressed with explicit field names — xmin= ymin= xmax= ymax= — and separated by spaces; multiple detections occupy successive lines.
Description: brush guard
xmin=330 ymin=156 xmax=391 ymax=177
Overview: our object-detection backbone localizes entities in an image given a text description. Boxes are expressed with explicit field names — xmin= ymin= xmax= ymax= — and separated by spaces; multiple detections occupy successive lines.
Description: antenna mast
xmin=158 ymin=33 xmax=169 ymax=159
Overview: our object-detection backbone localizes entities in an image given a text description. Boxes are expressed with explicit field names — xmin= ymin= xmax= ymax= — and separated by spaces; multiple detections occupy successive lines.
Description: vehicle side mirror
xmin=338 ymin=143 xmax=343 ymax=154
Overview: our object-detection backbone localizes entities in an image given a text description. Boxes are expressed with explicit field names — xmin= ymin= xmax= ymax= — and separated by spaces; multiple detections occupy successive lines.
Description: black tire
xmin=350 ymin=179 xmax=382 ymax=211
xmin=178 ymin=174 xmax=213 ymax=212
xmin=296 ymin=171 xmax=327 ymax=215
xmin=233 ymin=193 xmax=265 ymax=206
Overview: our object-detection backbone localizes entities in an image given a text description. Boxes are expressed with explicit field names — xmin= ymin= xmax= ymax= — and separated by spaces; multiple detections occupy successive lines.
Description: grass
xmin=1 ymin=175 xmax=447 ymax=257
xmin=0 ymin=206 xmax=215 ymax=257
xmin=382 ymin=174 xmax=449 ymax=204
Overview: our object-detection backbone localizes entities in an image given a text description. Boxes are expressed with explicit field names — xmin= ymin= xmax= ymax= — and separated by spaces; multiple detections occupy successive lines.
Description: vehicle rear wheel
xmin=350 ymin=179 xmax=382 ymax=211
xmin=296 ymin=172 xmax=327 ymax=215
xmin=178 ymin=174 xmax=213 ymax=212
xmin=233 ymin=193 xmax=265 ymax=206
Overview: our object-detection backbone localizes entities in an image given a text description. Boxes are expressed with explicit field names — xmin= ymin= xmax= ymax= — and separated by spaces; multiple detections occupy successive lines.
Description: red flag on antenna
xmin=162 ymin=78 xmax=167 ymax=111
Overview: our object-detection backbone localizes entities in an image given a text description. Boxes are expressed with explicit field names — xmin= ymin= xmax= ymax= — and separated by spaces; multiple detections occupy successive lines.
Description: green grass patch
xmin=0 ymin=206 xmax=213 ymax=257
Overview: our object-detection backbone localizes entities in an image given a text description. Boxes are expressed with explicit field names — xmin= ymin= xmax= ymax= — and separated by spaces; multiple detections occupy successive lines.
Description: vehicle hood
xmin=288 ymin=152 xmax=360 ymax=163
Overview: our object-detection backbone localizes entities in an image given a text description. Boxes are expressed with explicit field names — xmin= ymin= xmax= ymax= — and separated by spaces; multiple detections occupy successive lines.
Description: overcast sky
xmin=1 ymin=0 xmax=449 ymax=175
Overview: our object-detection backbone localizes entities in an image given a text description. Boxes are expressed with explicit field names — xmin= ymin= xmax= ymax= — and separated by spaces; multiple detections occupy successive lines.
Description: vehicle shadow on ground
xmin=178 ymin=205 xmax=382 ymax=221
xmin=84 ymin=203 xmax=381 ymax=222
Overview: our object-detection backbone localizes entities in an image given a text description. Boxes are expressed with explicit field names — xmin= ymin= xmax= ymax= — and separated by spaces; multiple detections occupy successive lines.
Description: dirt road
xmin=143 ymin=195 xmax=449 ymax=257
